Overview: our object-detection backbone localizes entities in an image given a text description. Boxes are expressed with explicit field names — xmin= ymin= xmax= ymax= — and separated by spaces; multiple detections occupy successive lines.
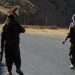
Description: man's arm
xmin=18 ymin=25 xmax=25 ymax=33
xmin=62 ymin=23 xmax=72 ymax=44
xmin=20 ymin=25 xmax=25 ymax=33
xmin=16 ymin=21 xmax=25 ymax=33
xmin=62 ymin=29 xmax=71 ymax=44
xmin=62 ymin=36 xmax=68 ymax=44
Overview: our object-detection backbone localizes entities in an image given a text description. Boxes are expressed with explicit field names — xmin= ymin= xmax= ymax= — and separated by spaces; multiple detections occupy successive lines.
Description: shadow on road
xmin=0 ymin=63 xmax=6 ymax=75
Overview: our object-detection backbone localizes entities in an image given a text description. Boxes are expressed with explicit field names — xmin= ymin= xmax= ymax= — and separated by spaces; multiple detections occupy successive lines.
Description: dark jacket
xmin=67 ymin=24 xmax=75 ymax=43
xmin=1 ymin=19 xmax=25 ymax=46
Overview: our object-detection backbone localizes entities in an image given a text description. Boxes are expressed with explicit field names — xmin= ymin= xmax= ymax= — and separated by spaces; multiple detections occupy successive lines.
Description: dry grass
xmin=26 ymin=28 xmax=68 ymax=36
xmin=0 ymin=24 xmax=68 ymax=36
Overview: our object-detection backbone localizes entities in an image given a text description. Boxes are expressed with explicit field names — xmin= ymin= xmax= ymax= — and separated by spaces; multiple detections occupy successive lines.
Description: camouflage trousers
xmin=69 ymin=43 xmax=75 ymax=66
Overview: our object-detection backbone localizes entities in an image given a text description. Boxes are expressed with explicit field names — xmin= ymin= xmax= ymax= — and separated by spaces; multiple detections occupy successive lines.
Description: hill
xmin=0 ymin=0 xmax=75 ymax=27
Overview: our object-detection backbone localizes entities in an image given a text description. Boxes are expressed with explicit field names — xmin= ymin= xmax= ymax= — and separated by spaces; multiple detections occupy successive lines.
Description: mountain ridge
xmin=0 ymin=0 xmax=75 ymax=26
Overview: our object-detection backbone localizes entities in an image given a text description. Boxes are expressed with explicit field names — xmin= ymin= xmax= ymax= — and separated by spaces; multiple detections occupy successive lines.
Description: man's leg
xmin=14 ymin=56 xmax=23 ymax=75
xmin=5 ymin=45 xmax=13 ymax=75
xmin=6 ymin=58 xmax=13 ymax=75
xmin=69 ymin=44 xmax=75 ymax=69
xmin=14 ymin=46 xmax=23 ymax=75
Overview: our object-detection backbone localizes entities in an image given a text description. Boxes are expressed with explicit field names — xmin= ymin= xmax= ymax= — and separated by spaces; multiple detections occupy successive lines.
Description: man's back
xmin=68 ymin=22 xmax=75 ymax=43
xmin=2 ymin=18 xmax=25 ymax=45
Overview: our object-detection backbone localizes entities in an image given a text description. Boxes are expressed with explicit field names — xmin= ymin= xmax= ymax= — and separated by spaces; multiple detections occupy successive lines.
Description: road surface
xmin=0 ymin=33 xmax=75 ymax=75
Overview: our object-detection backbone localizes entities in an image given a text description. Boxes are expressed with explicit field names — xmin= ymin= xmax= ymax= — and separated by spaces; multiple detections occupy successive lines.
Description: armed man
xmin=63 ymin=14 xmax=75 ymax=69
xmin=0 ymin=14 xmax=25 ymax=75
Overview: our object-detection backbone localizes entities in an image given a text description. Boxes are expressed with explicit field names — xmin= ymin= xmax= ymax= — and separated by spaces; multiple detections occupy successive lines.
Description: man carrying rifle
xmin=63 ymin=14 xmax=75 ymax=69
xmin=0 ymin=14 xmax=25 ymax=75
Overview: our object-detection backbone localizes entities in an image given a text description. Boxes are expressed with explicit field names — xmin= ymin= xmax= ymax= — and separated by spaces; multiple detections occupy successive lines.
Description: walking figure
xmin=63 ymin=14 xmax=75 ymax=69
xmin=0 ymin=14 xmax=25 ymax=75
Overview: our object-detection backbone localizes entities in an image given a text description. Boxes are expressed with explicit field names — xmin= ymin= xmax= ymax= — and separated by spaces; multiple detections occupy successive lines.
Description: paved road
xmin=0 ymin=33 xmax=75 ymax=75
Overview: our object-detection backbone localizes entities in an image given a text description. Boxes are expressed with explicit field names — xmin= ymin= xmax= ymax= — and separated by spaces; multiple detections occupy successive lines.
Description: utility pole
xmin=46 ymin=15 xmax=48 ymax=26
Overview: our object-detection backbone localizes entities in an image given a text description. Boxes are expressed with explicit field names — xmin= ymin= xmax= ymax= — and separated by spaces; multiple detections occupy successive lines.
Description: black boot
xmin=16 ymin=69 xmax=23 ymax=75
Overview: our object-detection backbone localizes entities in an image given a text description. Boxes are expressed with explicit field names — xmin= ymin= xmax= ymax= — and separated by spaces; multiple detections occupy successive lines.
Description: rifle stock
xmin=0 ymin=48 xmax=3 ymax=63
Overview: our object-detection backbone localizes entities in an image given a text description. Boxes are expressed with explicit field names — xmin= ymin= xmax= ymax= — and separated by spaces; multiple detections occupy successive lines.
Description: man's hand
xmin=62 ymin=36 xmax=68 ymax=45
xmin=62 ymin=41 xmax=65 ymax=44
